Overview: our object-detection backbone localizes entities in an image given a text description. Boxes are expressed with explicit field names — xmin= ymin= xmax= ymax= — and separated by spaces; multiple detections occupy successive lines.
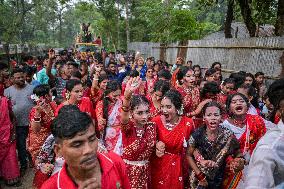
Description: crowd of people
xmin=0 ymin=48 xmax=284 ymax=189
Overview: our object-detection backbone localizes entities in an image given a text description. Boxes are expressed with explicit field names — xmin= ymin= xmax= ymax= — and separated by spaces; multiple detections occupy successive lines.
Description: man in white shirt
xmin=245 ymin=78 xmax=284 ymax=188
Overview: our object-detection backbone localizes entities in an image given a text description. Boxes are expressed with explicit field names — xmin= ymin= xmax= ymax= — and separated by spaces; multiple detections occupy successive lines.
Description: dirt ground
xmin=0 ymin=168 xmax=34 ymax=189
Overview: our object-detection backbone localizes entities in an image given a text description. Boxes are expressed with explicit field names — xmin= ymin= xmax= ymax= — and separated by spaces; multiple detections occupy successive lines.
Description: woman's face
xmin=99 ymin=79 xmax=108 ymax=90
xmin=44 ymin=90 xmax=53 ymax=102
xmin=132 ymin=104 xmax=150 ymax=126
xmin=70 ymin=84 xmax=84 ymax=102
xmin=108 ymin=89 xmax=121 ymax=102
xmin=279 ymin=99 xmax=284 ymax=121
xmin=183 ymin=70 xmax=196 ymax=87
xmin=154 ymin=64 xmax=160 ymax=72
xmin=161 ymin=97 xmax=178 ymax=122
xmin=194 ymin=67 xmax=201 ymax=77
xmin=153 ymin=90 xmax=163 ymax=102
xmin=146 ymin=69 xmax=153 ymax=78
xmin=206 ymin=74 xmax=216 ymax=82
xmin=138 ymin=58 xmax=144 ymax=66
xmin=229 ymin=95 xmax=248 ymax=116
xmin=215 ymin=70 xmax=221 ymax=81
xmin=204 ymin=106 xmax=221 ymax=131
xmin=245 ymin=76 xmax=253 ymax=86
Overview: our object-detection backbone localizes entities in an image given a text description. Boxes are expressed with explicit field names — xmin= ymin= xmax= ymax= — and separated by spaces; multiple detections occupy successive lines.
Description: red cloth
xmin=150 ymin=116 xmax=194 ymax=189
xmin=176 ymin=86 xmax=200 ymax=114
xmin=55 ymin=97 xmax=94 ymax=118
xmin=238 ymin=114 xmax=266 ymax=154
xmin=223 ymin=114 xmax=266 ymax=189
xmin=33 ymin=170 xmax=50 ymax=189
xmin=28 ymin=102 xmax=57 ymax=163
xmin=0 ymin=96 xmax=20 ymax=180
xmin=146 ymin=94 xmax=160 ymax=119
xmin=41 ymin=152 xmax=130 ymax=189
xmin=121 ymin=121 xmax=156 ymax=188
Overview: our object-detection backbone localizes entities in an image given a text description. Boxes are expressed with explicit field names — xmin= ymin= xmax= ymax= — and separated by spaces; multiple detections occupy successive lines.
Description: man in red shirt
xmin=41 ymin=105 xmax=130 ymax=189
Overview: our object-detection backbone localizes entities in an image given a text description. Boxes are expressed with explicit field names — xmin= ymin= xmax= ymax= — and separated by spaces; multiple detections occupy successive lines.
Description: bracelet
xmin=124 ymin=96 xmax=131 ymax=101
xmin=196 ymin=154 xmax=204 ymax=162
xmin=121 ymin=106 xmax=130 ymax=112
xmin=196 ymin=172 xmax=206 ymax=181
xmin=93 ymin=78 xmax=99 ymax=81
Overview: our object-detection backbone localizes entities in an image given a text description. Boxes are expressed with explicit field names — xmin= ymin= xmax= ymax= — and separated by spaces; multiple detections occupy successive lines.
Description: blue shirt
xmin=37 ymin=68 xmax=57 ymax=84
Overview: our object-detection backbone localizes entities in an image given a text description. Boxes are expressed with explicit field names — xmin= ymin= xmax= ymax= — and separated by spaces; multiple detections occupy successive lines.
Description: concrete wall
xmin=128 ymin=37 xmax=284 ymax=78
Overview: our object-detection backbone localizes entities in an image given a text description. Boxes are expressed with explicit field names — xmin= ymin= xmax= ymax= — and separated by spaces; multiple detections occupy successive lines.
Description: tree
xmin=275 ymin=0 xmax=284 ymax=36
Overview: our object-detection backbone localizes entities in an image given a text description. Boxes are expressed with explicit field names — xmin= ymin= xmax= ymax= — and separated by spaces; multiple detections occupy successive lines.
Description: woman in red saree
xmin=55 ymin=79 xmax=94 ymax=117
xmin=176 ymin=67 xmax=200 ymax=114
xmin=176 ymin=67 xmax=211 ymax=128
xmin=96 ymin=80 xmax=123 ymax=154
xmin=151 ymin=89 xmax=194 ymax=189
xmin=91 ymin=74 xmax=108 ymax=107
xmin=0 ymin=85 xmax=21 ymax=186
xmin=146 ymin=80 xmax=170 ymax=119
xmin=145 ymin=67 xmax=157 ymax=95
xmin=28 ymin=84 xmax=57 ymax=163
xmin=120 ymin=77 xmax=156 ymax=188
xmin=221 ymin=93 xmax=266 ymax=189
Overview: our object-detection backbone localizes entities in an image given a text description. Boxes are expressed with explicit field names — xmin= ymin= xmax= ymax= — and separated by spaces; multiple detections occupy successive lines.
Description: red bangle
xmin=196 ymin=172 xmax=206 ymax=181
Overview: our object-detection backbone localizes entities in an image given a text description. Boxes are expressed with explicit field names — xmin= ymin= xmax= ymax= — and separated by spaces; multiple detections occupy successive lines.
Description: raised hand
xmin=125 ymin=76 xmax=142 ymax=93
xmin=48 ymin=49 xmax=56 ymax=60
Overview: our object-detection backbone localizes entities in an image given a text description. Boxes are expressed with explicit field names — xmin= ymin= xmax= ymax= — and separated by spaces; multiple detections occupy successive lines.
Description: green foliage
xmin=0 ymin=0 xmax=278 ymax=49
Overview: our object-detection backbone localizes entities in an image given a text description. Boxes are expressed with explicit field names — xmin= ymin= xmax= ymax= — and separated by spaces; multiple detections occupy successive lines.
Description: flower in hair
xmin=31 ymin=94 xmax=40 ymax=102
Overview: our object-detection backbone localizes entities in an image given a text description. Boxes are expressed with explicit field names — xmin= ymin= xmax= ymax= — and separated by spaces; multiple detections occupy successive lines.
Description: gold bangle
xmin=122 ymin=106 xmax=130 ymax=112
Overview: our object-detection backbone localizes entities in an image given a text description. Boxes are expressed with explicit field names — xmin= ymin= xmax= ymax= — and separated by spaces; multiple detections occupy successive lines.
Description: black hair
xmin=205 ymin=68 xmax=217 ymax=78
xmin=211 ymin=62 xmax=222 ymax=69
xmin=11 ymin=68 xmax=24 ymax=76
xmin=176 ymin=66 xmax=193 ymax=85
xmin=130 ymin=95 xmax=150 ymax=111
xmin=238 ymin=83 xmax=259 ymax=108
xmin=51 ymin=105 xmax=93 ymax=142
xmin=200 ymin=82 xmax=220 ymax=99
xmin=192 ymin=65 xmax=201 ymax=77
xmin=102 ymin=81 xmax=121 ymax=139
xmin=154 ymin=80 xmax=170 ymax=95
xmin=23 ymin=66 xmax=36 ymax=76
xmin=71 ymin=70 xmax=82 ymax=79
xmin=65 ymin=79 xmax=82 ymax=92
xmin=129 ymin=70 xmax=139 ymax=78
xmin=67 ymin=61 xmax=79 ymax=69
xmin=226 ymin=93 xmax=250 ymax=114
xmin=223 ymin=78 xmax=235 ymax=86
xmin=192 ymin=65 xmax=201 ymax=70
xmin=229 ymin=72 xmax=245 ymax=89
xmin=98 ymin=74 xmax=108 ymax=84
xmin=163 ymin=89 xmax=183 ymax=111
xmin=0 ymin=63 xmax=9 ymax=71
xmin=267 ymin=78 xmax=284 ymax=122
xmin=202 ymin=101 xmax=222 ymax=116
xmin=158 ymin=69 xmax=172 ymax=80
xmin=255 ymin=71 xmax=264 ymax=78
xmin=108 ymin=60 xmax=117 ymax=67
xmin=33 ymin=84 xmax=50 ymax=97
xmin=245 ymin=72 xmax=257 ymax=88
